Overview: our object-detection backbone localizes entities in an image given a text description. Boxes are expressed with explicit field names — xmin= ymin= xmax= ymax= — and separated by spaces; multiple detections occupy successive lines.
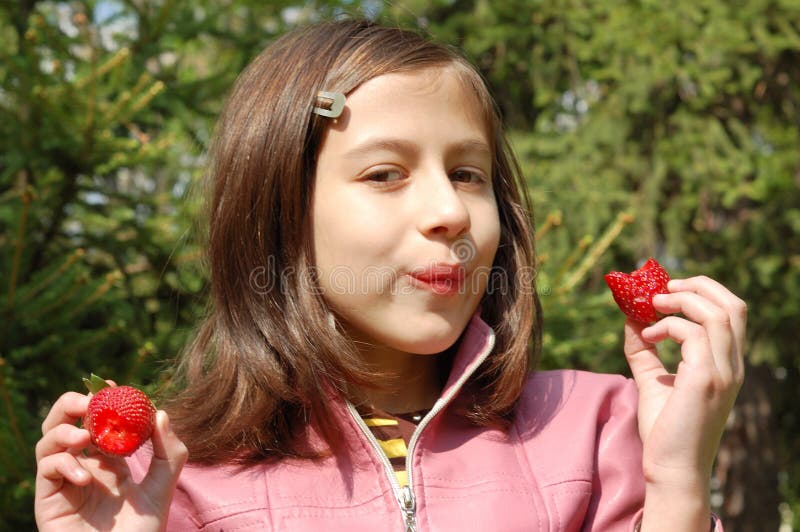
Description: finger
xmin=652 ymin=291 xmax=735 ymax=383
xmin=641 ymin=316 xmax=718 ymax=376
xmin=668 ymin=276 xmax=746 ymax=317
xmin=36 ymin=424 xmax=91 ymax=462
xmin=623 ymin=319 xmax=668 ymax=382
xmin=36 ymin=453 xmax=92 ymax=500
xmin=139 ymin=411 xmax=188 ymax=507
xmin=41 ymin=392 xmax=90 ymax=435
xmin=668 ymin=276 xmax=747 ymax=382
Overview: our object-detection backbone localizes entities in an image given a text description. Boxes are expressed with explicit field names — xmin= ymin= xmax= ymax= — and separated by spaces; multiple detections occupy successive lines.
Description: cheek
xmin=472 ymin=198 xmax=501 ymax=259
xmin=312 ymin=191 xmax=396 ymax=270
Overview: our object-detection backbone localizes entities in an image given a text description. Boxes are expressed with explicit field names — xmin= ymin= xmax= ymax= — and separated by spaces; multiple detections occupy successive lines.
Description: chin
xmin=338 ymin=306 xmax=474 ymax=355
xmin=388 ymin=329 xmax=464 ymax=355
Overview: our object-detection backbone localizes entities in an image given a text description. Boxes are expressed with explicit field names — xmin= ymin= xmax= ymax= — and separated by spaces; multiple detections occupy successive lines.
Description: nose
xmin=415 ymin=168 xmax=471 ymax=240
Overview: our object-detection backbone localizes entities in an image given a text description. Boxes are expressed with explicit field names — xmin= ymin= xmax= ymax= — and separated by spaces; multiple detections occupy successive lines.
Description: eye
xmin=450 ymin=169 xmax=486 ymax=184
xmin=364 ymin=168 xmax=405 ymax=184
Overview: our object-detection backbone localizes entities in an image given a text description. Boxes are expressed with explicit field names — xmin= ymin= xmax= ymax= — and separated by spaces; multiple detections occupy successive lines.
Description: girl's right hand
xmin=35 ymin=390 xmax=188 ymax=531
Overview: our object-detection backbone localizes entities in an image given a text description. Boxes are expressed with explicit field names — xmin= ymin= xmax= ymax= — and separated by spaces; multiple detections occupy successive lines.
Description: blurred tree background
xmin=1 ymin=0 xmax=797 ymax=530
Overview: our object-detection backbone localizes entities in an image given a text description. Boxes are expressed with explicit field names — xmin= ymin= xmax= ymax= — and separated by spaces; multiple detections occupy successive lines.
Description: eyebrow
xmin=342 ymin=137 xmax=492 ymax=161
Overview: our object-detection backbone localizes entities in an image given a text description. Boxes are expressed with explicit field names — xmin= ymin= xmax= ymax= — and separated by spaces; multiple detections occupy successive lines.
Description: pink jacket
xmin=129 ymin=312 xmax=722 ymax=531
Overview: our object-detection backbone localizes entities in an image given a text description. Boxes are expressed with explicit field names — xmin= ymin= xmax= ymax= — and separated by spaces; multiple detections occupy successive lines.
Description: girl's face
xmin=312 ymin=65 xmax=501 ymax=356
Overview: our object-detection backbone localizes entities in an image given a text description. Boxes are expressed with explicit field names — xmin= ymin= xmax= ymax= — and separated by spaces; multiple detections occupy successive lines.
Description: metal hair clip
xmin=313 ymin=91 xmax=345 ymax=118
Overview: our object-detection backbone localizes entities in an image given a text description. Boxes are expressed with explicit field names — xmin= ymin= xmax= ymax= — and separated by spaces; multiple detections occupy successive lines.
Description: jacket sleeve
xmin=164 ymin=485 xmax=200 ymax=530
xmin=586 ymin=377 xmax=724 ymax=532
xmin=581 ymin=375 xmax=646 ymax=530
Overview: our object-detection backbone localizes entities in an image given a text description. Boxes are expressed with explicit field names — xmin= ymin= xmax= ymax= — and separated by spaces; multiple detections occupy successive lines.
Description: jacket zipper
xmin=399 ymin=484 xmax=416 ymax=532
xmin=346 ymin=328 xmax=496 ymax=532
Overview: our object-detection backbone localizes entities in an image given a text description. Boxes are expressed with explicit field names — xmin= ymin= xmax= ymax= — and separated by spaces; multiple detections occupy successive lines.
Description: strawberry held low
xmin=82 ymin=374 xmax=156 ymax=457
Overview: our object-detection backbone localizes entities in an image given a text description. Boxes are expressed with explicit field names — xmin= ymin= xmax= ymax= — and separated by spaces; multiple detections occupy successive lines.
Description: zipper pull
xmin=399 ymin=485 xmax=417 ymax=532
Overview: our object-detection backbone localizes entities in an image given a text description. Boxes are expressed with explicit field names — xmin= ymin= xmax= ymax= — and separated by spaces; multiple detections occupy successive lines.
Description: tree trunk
xmin=714 ymin=362 xmax=781 ymax=530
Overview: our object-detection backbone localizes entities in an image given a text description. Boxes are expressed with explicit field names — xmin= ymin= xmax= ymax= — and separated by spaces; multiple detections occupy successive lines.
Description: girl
xmin=35 ymin=19 xmax=745 ymax=531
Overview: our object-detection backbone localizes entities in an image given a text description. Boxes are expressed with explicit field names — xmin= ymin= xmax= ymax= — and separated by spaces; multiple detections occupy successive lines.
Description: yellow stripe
xmin=395 ymin=470 xmax=408 ymax=487
xmin=378 ymin=438 xmax=407 ymax=459
xmin=363 ymin=417 xmax=398 ymax=427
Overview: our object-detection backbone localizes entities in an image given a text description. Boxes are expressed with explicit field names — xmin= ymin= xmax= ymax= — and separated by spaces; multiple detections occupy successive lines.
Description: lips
xmin=408 ymin=263 xmax=466 ymax=295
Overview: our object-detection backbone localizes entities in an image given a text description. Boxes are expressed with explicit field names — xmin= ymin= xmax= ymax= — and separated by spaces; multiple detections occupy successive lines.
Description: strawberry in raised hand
xmin=604 ymin=257 xmax=671 ymax=324
xmin=83 ymin=374 xmax=156 ymax=457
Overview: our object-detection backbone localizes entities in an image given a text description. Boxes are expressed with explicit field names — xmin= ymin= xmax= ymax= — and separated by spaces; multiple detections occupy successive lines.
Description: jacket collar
xmin=437 ymin=310 xmax=496 ymax=403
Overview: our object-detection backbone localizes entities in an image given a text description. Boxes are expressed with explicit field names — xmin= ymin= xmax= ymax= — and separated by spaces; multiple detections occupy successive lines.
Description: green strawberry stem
xmin=82 ymin=374 xmax=158 ymax=410
xmin=83 ymin=373 xmax=110 ymax=394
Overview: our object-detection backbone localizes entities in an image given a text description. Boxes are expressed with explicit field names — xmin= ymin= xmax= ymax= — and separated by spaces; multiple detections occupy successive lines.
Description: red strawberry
xmin=83 ymin=375 xmax=155 ymax=457
xmin=604 ymin=257 xmax=671 ymax=324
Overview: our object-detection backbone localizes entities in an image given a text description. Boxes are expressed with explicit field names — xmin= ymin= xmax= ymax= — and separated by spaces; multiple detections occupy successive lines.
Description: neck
xmin=349 ymin=339 xmax=450 ymax=414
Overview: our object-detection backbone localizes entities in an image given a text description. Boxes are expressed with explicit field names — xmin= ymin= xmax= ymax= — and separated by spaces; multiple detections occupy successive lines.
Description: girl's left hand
xmin=623 ymin=276 xmax=746 ymax=487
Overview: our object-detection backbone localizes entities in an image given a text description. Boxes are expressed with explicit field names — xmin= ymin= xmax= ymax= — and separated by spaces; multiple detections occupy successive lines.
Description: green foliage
xmin=1 ymin=0 xmax=798 ymax=529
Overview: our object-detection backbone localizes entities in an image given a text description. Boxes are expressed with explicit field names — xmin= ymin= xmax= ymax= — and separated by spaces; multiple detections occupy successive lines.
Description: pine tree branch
xmin=7 ymin=173 xmax=31 ymax=308
xmin=6 ymin=0 xmax=39 ymax=39
xmin=29 ymin=157 xmax=82 ymax=274
xmin=0 ymin=358 xmax=28 ymax=469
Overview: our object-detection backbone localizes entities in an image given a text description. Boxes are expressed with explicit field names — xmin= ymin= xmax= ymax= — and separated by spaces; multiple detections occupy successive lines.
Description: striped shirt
xmin=359 ymin=406 xmax=430 ymax=487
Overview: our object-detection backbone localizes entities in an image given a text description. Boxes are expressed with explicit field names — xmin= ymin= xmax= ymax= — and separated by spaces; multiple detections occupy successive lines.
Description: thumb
xmin=623 ymin=318 xmax=667 ymax=381
xmin=140 ymin=410 xmax=188 ymax=506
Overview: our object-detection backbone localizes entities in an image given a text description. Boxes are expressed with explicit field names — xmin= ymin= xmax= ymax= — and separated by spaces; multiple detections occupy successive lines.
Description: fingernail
xmin=74 ymin=468 xmax=88 ymax=481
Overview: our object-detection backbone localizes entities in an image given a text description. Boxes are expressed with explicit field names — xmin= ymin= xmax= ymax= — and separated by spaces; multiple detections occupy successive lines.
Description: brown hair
xmin=164 ymin=19 xmax=543 ymax=465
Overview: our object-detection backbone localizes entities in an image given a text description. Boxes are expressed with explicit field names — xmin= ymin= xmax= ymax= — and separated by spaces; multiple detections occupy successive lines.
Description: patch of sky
xmin=93 ymin=0 xmax=138 ymax=50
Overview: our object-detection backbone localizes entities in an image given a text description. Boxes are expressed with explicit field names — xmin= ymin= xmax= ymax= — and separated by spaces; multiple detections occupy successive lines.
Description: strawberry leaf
xmin=83 ymin=373 xmax=110 ymax=394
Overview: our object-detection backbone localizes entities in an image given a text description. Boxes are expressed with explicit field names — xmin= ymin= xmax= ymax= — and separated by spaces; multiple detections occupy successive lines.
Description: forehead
xmin=324 ymin=65 xmax=491 ymax=144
